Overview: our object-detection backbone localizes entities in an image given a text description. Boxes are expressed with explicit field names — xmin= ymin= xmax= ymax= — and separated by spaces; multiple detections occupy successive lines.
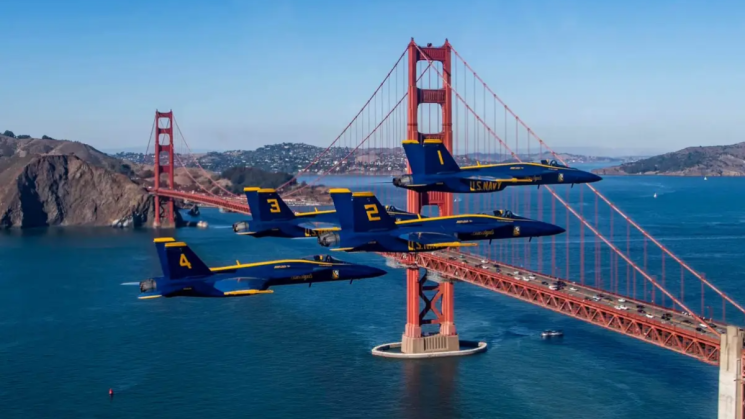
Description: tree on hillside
xmin=42 ymin=135 xmax=56 ymax=140
xmin=2 ymin=130 xmax=15 ymax=138
xmin=16 ymin=135 xmax=31 ymax=139
xmin=221 ymin=166 xmax=295 ymax=194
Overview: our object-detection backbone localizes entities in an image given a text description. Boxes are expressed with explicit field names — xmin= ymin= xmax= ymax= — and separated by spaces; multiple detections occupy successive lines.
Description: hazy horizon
xmin=98 ymin=144 xmax=672 ymax=158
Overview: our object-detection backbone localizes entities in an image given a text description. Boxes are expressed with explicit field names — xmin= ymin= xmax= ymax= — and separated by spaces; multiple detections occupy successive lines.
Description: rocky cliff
xmin=593 ymin=142 xmax=745 ymax=176
xmin=0 ymin=154 xmax=165 ymax=228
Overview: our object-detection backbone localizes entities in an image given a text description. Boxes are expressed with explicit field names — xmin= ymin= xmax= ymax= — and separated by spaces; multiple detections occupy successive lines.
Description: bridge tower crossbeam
xmin=153 ymin=110 xmax=176 ymax=227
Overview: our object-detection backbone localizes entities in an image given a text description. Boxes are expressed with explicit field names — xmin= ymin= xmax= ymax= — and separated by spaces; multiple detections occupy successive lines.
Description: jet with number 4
xmin=392 ymin=139 xmax=602 ymax=194
xmin=130 ymin=237 xmax=388 ymax=299
xmin=314 ymin=189 xmax=565 ymax=253
xmin=232 ymin=187 xmax=422 ymax=238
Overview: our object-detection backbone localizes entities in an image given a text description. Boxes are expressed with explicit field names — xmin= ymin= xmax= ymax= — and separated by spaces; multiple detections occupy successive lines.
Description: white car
xmin=569 ymin=287 xmax=577 ymax=291
xmin=618 ymin=298 xmax=626 ymax=303
xmin=549 ymin=285 xmax=558 ymax=290
xmin=528 ymin=275 xmax=536 ymax=280
xmin=699 ymin=323 xmax=708 ymax=329
xmin=619 ymin=305 xmax=629 ymax=310
xmin=513 ymin=271 xmax=520 ymax=276
xmin=646 ymin=313 xmax=654 ymax=319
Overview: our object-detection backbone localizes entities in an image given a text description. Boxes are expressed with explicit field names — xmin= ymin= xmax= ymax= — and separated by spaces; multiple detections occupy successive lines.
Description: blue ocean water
xmin=1 ymin=174 xmax=744 ymax=419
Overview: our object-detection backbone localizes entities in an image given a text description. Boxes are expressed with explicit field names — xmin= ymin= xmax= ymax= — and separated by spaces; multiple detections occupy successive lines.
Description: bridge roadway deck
xmin=382 ymin=250 xmax=734 ymax=366
xmin=152 ymin=189 xmax=250 ymax=214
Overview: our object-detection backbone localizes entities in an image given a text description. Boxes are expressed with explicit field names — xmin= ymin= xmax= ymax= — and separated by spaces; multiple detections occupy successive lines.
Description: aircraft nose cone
xmin=586 ymin=172 xmax=603 ymax=183
xmin=529 ymin=221 xmax=565 ymax=237
xmin=548 ymin=224 xmax=566 ymax=236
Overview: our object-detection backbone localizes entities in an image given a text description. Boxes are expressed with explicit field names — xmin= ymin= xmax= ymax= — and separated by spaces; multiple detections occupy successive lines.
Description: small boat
xmin=196 ymin=221 xmax=208 ymax=229
xmin=704 ymin=176 xmax=708 ymax=180
xmin=541 ymin=329 xmax=564 ymax=338
xmin=653 ymin=193 xmax=657 ymax=198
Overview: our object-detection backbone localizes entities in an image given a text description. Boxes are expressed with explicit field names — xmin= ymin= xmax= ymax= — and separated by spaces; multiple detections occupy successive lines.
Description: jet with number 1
xmin=392 ymin=139 xmax=602 ymax=194
xmin=314 ymin=189 xmax=565 ymax=253
xmin=131 ymin=237 xmax=387 ymax=299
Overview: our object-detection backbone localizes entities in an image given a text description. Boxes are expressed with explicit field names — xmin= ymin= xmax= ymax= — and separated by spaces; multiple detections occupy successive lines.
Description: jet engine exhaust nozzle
xmin=318 ymin=232 xmax=340 ymax=247
xmin=233 ymin=221 xmax=250 ymax=233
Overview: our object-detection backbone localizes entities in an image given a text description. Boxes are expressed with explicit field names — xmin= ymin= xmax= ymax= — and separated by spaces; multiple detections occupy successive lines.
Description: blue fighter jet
xmin=134 ymin=237 xmax=387 ymax=299
xmin=232 ymin=187 xmax=422 ymax=238
xmin=392 ymin=139 xmax=602 ymax=193
xmin=314 ymin=189 xmax=565 ymax=253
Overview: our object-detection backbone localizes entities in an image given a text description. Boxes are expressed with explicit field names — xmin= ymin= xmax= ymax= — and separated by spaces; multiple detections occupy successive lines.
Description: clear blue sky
xmin=1 ymin=0 xmax=742 ymax=155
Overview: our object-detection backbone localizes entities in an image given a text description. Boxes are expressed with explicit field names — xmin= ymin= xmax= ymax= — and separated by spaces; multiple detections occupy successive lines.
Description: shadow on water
xmin=400 ymin=358 xmax=459 ymax=419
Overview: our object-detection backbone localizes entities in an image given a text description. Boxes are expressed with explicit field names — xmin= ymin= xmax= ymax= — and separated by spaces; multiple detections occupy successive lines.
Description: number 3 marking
xmin=267 ymin=199 xmax=281 ymax=213
xmin=180 ymin=253 xmax=192 ymax=269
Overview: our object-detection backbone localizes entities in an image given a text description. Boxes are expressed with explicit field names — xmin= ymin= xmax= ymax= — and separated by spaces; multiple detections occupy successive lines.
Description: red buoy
xmin=109 ymin=388 xmax=114 ymax=397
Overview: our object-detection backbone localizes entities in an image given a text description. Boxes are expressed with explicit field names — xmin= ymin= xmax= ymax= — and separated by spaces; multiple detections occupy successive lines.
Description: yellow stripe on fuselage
xmin=223 ymin=289 xmax=274 ymax=296
xmin=295 ymin=210 xmax=336 ymax=217
xmin=210 ymin=259 xmax=340 ymax=272
xmin=395 ymin=214 xmax=534 ymax=225
xmin=460 ymin=162 xmax=577 ymax=171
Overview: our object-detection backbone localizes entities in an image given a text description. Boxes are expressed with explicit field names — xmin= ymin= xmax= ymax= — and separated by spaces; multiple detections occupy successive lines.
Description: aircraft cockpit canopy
xmin=493 ymin=209 xmax=517 ymax=218
xmin=310 ymin=255 xmax=342 ymax=263
xmin=541 ymin=159 xmax=569 ymax=168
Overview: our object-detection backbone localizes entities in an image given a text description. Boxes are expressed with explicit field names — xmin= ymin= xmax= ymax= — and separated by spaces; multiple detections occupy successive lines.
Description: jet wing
xmin=298 ymin=221 xmax=341 ymax=237
xmin=213 ymin=278 xmax=274 ymax=296
xmin=398 ymin=232 xmax=477 ymax=250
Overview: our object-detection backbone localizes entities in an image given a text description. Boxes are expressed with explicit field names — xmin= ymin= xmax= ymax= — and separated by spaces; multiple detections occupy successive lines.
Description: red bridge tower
xmin=401 ymin=39 xmax=460 ymax=354
xmin=152 ymin=110 xmax=176 ymax=227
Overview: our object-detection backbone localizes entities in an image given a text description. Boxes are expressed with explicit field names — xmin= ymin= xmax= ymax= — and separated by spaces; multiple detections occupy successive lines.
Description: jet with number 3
xmin=392 ymin=139 xmax=602 ymax=193
xmin=131 ymin=237 xmax=387 ymax=299
xmin=314 ymin=189 xmax=565 ymax=253
xmin=232 ymin=187 xmax=421 ymax=238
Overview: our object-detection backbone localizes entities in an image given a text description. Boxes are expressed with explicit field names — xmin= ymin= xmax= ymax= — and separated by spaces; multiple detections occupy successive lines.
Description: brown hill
xmin=593 ymin=142 xmax=745 ymax=176
xmin=0 ymin=154 xmax=163 ymax=228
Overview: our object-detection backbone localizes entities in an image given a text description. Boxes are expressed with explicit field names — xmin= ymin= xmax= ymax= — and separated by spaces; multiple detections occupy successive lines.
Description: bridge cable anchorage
xmin=172 ymin=116 xmax=238 ymax=197
xmin=276 ymin=46 xmax=409 ymax=192
xmin=418 ymin=43 xmax=735 ymax=328
xmin=449 ymin=46 xmax=744 ymax=319
xmin=282 ymin=56 xmax=436 ymax=198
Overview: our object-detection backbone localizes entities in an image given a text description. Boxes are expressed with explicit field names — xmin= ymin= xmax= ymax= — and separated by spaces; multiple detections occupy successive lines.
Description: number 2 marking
xmin=267 ymin=199 xmax=281 ymax=213
xmin=364 ymin=204 xmax=380 ymax=221
xmin=180 ymin=253 xmax=192 ymax=269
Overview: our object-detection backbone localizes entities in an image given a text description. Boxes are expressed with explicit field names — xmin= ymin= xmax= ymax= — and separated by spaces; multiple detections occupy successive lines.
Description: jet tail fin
xmin=244 ymin=187 xmax=295 ymax=222
xmin=329 ymin=189 xmax=397 ymax=232
xmin=402 ymin=139 xmax=460 ymax=175
xmin=153 ymin=238 xmax=213 ymax=280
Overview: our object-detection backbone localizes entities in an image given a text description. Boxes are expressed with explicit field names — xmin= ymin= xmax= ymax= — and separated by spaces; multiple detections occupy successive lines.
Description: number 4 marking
xmin=180 ymin=253 xmax=192 ymax=269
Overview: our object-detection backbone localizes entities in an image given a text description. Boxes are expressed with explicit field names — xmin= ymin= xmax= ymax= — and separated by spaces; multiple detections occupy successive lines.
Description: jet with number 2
xmin=232 ymin=187 xmax=422 ymax=239
xmin=132 ymin=237 xmax=387 ymax=299
xmin=392 ymin=139 xmax=602 ymax=194
xmin=314 ymin=189 xmax=565 ymax=253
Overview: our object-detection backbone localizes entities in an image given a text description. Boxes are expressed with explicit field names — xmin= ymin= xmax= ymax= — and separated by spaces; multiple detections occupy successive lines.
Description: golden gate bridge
xmin=145 ymin=39 xmax=744 ymax=417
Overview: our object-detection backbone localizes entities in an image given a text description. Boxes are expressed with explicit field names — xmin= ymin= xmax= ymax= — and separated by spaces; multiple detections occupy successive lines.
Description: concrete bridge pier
xmin=718 ymin=325 xmax=744 ymax=419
